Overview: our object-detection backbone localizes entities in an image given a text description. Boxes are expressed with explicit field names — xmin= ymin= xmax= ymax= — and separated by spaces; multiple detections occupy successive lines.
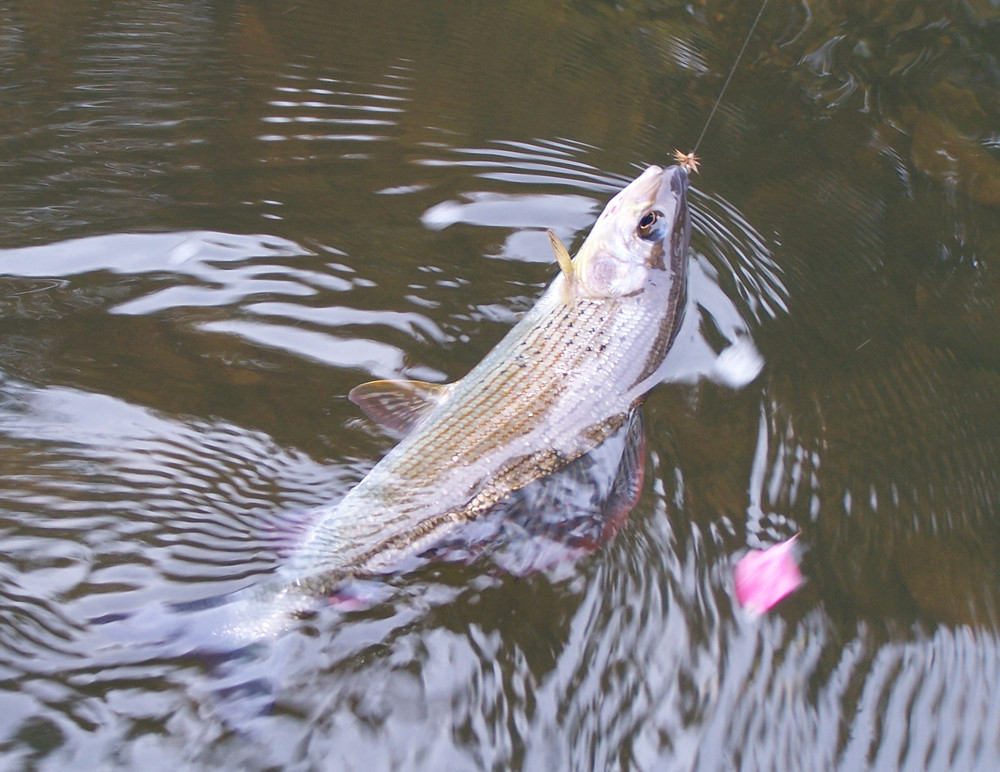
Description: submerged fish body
xmin=283 ymin=163 xmax=691 ymax=594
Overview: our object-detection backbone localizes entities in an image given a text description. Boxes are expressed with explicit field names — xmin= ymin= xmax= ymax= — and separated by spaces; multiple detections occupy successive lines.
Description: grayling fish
xmin=98 ymin=164 xmax=690 ymax=647
xmin=282 ymin=163 xmax=690 ymax=593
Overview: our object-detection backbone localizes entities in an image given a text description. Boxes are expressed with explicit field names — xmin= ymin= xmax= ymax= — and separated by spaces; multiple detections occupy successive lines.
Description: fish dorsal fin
xmin=547 ymin=229 xmax=577 ymax=306
xmin=348 ymin=379 xmax=449 ymax=437
xmin=547 ymin=229 xmax=574 ymax=281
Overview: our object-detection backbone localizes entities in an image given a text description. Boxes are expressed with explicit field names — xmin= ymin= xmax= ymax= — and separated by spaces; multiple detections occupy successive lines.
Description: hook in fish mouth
xmin=673 ymin=149 xmax=700 ymax=173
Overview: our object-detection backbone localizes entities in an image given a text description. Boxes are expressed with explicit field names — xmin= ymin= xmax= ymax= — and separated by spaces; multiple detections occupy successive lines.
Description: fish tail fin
xmin=87 ymin=580 xmax=316 ymax=725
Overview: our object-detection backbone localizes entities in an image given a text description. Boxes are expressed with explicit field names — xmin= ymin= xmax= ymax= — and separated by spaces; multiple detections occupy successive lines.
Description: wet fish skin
xmin=280 ymin=163 xmax=691 ymax=593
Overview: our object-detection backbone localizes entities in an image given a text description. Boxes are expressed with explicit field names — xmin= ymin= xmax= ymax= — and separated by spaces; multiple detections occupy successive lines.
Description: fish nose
xmin=655 ymin=165 xmax=688 ymax=223
xmin=663 ymin=164 xmax=689 ymax=198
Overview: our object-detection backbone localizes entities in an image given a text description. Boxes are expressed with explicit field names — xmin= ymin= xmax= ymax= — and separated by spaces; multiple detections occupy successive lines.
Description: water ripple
xmin=691 ymin=188 xmax=790 ymax=324
xmin=415 ymin=137 xmax=619 ymax=195
xmin=256 ymin=64 xmax=412 ymax=150
xmin=0 ymin=377 xmax=356 ymax=674
xmin=0 ymin=230 xmax=446 ymax=382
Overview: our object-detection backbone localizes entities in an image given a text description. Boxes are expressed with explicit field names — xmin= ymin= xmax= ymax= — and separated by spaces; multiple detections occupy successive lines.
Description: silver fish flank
xmin=281 ymin=163 xmax=691 ymax=593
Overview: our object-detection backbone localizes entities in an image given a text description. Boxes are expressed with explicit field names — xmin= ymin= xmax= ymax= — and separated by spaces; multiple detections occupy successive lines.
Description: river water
xmin=2 ymin=1 xmax=1000 ymax=769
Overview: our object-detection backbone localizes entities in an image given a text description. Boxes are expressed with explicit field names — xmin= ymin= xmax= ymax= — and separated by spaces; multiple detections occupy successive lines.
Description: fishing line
xmin=676 ymin=0 xmax=770 ymax=170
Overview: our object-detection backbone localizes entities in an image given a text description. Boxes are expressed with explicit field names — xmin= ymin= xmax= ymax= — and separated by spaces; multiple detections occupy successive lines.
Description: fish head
xmin=573 ymin=165 xmax=689 ymax=299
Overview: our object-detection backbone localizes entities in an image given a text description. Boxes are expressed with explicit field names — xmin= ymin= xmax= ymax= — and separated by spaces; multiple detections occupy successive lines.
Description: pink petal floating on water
xmin=734 ymin=535 xmax=803 ymax=614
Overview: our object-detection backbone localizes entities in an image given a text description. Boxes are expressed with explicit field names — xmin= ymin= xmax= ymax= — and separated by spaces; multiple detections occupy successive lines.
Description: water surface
xmin=2 ymin=1 xmax=1000 ymax=769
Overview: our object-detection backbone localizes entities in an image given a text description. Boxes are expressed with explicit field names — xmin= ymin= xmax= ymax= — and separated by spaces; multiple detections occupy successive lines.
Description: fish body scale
xmin=283 ymin=279 xmax=676 ymax=581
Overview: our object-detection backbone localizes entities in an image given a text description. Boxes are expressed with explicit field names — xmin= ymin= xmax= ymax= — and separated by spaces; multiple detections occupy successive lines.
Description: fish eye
xmin=637 ymin=210 xmax=662 ymax=240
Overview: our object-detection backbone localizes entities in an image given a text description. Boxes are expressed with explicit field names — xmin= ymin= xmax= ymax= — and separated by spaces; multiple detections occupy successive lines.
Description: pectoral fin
xmin=348 ymin=379 xmax=450 ymax=437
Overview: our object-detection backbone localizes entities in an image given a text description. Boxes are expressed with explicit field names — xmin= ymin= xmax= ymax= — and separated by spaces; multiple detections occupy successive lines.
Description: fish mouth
xmin=654 ymin=165 xmax=690 ymax=277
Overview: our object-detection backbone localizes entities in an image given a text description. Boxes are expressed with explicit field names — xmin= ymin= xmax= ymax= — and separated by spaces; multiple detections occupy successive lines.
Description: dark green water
xmin=2 ymin=1 xmax=1000 ymax=769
